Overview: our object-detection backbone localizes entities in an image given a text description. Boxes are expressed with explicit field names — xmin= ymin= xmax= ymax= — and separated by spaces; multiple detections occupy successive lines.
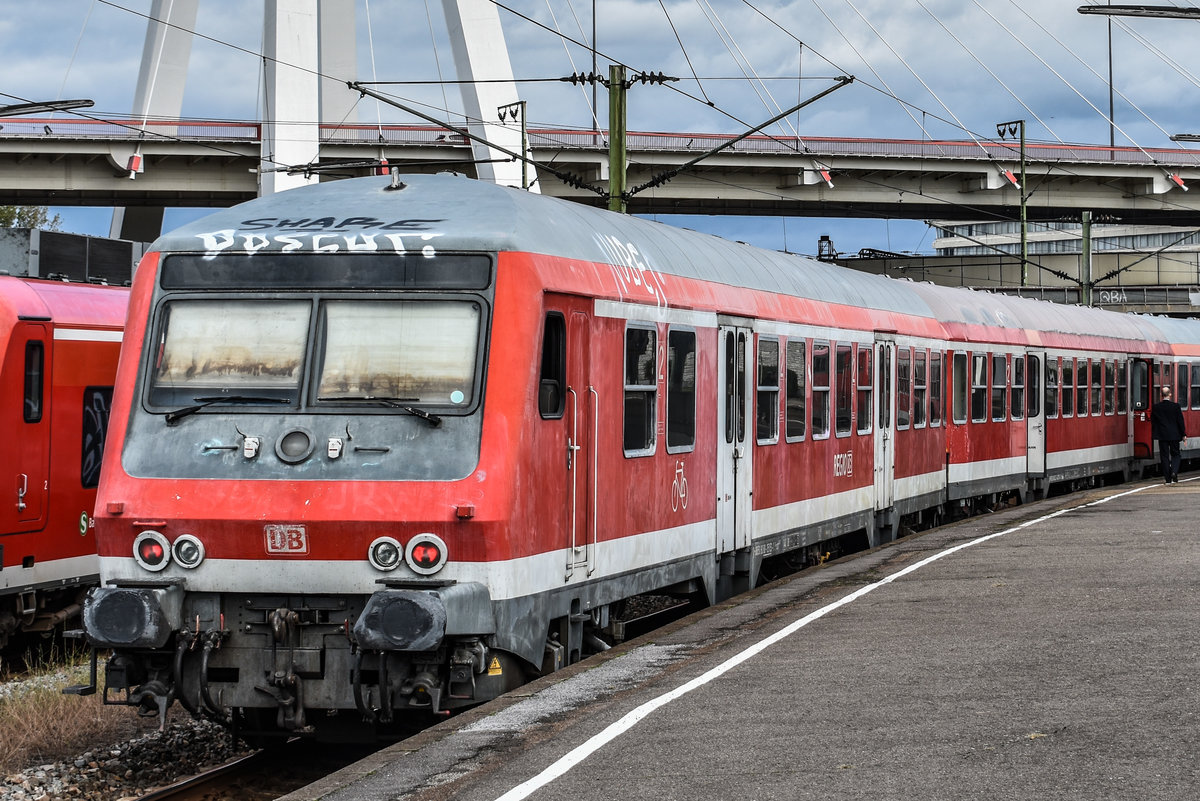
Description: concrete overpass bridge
xmin=3 ymin=117 xmax=1200 ymax=236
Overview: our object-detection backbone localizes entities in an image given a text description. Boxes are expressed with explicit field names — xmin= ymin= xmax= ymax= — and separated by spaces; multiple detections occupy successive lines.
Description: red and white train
xmin=80 ymin=173 xmax=1198 ymax=739
xmin=0 ymin=276 xmax=125 ymax=650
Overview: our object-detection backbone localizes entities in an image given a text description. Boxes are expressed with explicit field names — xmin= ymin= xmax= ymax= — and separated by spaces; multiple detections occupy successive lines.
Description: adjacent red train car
xmin=78 ymin=174 xmax=1199 ymax=740
xmin=0 ymin=276 xmax=126 ymax=649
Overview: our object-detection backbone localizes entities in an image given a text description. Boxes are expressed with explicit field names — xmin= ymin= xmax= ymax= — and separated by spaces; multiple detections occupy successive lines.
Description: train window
xmin=538 ymin=313 xmax=566 ymax=419
xmin=896 ymin=348 xmax=911 ymax=430
xmin=913 ymin=350 xmax=927 ymax=428
xmin=971 ymin=353 xmax=989 ymax=423
xmin=1076 ymin=359 xmax=1089 ymax=417
xmin=756 ymin=337 xmax=780 ymax=444
xmin=1117 ymin=360 xmax=1128 ymax=414
xmin=857 ymin=346 xmax=873 ymax=434
xmin=667 ymin=329 xmax=696 ymax=452
xmin=1090 ymin=360 xmax=1103 ymax=416
xmin=1010 ymin=356 xmax=1024 ymax=421
xmin=991 ymin=354 xmax=1007 ymax=422
xmin=1027 ymin=355 xmax=1040 ymax=419
xmin=929 ymin=351 xmax=942 ymax=426
xmin=23 ymin=341 xmax=44 ymax=423
xmin=623 ymin=325 xmax=657 ymax=455
xmin=1191 ymin=363 xmax=1200 ymax=409
xmin=835 ymin=344 xmax=853 ymax=437
xmin=81 ymin=386 xmax=113 ymax=488
xmin=811 ymin=342 xmax=830 ymax=439
xmin=1105 ymin=360 xmax=1116 ymax=415
xmin=878 ymin=344 xmax=892 ymax=430
xmin=317 ymin=300 xmax=482 ymax=407
xmin=1177 ymin=363 xmax=1189 ymax=409
xmin=1061 ymin=359 xmax=1075 ymax=417
xmin=1131 ymin=360 xmax=1149 ymax=411
xmin=785 ymin=340 xmax=806 ymax=440
xmin=1045 ymin=357 xmax=1059 ymax=419
xmin=737 ymin=332 xmax=747 ymax=443
xmin=953 ymin=352 xmax=968 ymax=424
xmin=150 ymin=299 xmax=309 ymax=407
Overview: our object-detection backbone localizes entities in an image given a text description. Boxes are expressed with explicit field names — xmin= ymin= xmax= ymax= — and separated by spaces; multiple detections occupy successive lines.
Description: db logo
xmin=265 ymin=524 xmax=308 ymax=555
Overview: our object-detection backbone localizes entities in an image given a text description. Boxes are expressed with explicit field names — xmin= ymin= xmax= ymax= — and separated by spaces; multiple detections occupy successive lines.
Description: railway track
xmin=137 ymin=741 xmax=377 ymax=801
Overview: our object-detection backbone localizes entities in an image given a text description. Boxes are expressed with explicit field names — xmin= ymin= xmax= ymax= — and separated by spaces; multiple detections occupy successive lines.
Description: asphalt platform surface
xmin=278 ymin=476 xmax=1199 ymax=801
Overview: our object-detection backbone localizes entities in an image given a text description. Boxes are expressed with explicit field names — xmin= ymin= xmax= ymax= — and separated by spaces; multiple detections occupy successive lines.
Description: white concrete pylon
xmin=261 ymin=0 xmax=321 ymax=196
xmin=442 ymin=0 xmax=539 ymax=191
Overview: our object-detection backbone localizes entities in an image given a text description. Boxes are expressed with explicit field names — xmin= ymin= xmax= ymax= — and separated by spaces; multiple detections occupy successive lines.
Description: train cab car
xmin=0 ymin=276 xmax=126 ymax=649
xmin=78 ymin=172 xmax=1200 ymax=741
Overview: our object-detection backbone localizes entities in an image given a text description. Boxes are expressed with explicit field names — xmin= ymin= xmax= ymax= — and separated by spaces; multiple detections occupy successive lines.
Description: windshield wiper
xmin=165 ymin=395 xmax=292 ymax=425
xmin=320 ymin=395 xmax=443 ymax=427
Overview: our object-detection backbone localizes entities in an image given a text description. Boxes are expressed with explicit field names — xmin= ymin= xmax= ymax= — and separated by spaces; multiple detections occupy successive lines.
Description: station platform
xmin=278 ymin=476 xmax=1199 ymax=801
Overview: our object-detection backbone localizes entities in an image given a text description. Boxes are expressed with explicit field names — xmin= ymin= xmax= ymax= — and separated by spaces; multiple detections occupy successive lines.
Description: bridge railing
xmin=5 ymin=118 xmax=1200 ymax=167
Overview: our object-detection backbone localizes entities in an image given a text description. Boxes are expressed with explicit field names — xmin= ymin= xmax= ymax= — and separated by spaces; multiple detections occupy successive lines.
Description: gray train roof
xmin=157 ymin=173 xmax=933 ymax=318
xmin=158 ymin=173 xmax=1200 ymax=347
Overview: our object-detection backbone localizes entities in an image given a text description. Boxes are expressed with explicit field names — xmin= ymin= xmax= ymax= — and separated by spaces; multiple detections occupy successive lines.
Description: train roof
xmin=0 ymin=275 xmax=128 ymax=329
xmin=157 ymin=173 xmax=936 ymax=319
xmin=157 ymin=173 xmax=1200 ymax=349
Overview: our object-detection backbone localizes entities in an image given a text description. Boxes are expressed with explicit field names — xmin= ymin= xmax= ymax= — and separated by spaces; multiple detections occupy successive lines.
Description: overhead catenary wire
xmin=19 ymin=0 xmax=1200 ymax=266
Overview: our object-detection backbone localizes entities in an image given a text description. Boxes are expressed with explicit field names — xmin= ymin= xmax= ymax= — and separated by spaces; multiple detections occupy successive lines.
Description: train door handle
xmin=17 ymin=473 xmax=27 ymax=512
xmin=566 ymin=437 xmax=580 ymax=470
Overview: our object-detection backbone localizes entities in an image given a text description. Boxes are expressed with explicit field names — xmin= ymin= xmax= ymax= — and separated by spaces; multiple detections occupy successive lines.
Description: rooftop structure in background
xmin=0 ymin=228 xmax=143 ymax=285
xmin=930 ymin=219 xmax=1200 ymax=257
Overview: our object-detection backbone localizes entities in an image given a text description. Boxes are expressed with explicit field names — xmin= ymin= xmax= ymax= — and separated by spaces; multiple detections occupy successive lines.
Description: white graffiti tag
xmin=594 ymin=232 xmax=669 ymax=308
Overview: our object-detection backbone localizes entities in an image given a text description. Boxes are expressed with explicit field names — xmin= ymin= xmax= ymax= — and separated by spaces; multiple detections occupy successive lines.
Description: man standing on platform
xmin=1151 ymin=385 xmax=1186 ymax=483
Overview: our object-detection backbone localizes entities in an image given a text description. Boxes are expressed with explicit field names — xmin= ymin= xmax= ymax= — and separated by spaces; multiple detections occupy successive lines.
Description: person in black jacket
xmin=1150 ymin=385 xmax=1187 ymax=483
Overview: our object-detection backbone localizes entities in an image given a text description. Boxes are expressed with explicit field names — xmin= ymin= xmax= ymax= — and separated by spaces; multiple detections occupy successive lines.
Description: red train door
xmin=1026 ymin=351 xmax=1045 ymax=475
xmin=716 ymin=322 xmax=752 ymax=554
xmin=5 ymin=323 xmax=50 ymax=534
xmin=873 ymin=337 xmax=895 ymax=515
xmin=565 ymin=310 xmax=595 ymax=578
xmin=1130 ymin=358 xmax=1153 ymax=459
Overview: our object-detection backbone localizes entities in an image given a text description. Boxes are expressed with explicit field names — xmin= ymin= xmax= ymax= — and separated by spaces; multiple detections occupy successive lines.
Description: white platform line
xmin=492 ymin=482 xmax=1153 ymax=801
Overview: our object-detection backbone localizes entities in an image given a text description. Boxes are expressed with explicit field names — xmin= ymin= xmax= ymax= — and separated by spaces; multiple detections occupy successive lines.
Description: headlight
xmin=171 ymin=534 xmax=205 ymax=569
xmin=133 ymin=530 xmax=171 ymax=572
xmin=367 ymin=536 xmax=403 ymax=571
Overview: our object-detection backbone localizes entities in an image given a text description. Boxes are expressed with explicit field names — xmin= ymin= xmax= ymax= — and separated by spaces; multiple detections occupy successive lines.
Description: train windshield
xmin=149 ymin=299 xmax=308 ymax=405
xmin=147 ymin=297 xmax=484 ymax=412
xmin=316 ymin=300 xmax=481 ymax=406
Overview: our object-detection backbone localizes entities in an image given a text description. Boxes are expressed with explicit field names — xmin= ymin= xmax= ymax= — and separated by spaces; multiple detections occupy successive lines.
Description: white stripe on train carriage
xmin=1044 ymin=443 xmax=1130 ymax=471
xmin=52 ymin=328 xmax=122 ymax=342
xmin=489 ymin=482 xmax=1157 ymax=801
xmin=946 ymin=455 xmax=1027 ymax=483
xmin=893 ymin=468 xmax=946 ymax=502
xmin=592 ymin=299 xmax=717 ymax=328
xmin=96 ymin=519 xmax=719 ymax=600
xmin=0 ymin=554 xmax=98 ymax=592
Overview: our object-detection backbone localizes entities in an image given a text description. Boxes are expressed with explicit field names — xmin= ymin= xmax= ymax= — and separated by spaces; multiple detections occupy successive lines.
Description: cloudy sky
xmin=4 ymin=0 xmax=1199 ymax=255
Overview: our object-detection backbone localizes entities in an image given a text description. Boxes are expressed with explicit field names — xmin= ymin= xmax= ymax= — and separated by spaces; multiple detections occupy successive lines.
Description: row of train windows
xmin=1042 ymin=356 xmax=1128 ymax=419
xmin=622 ymin=325 xmax=949 ymax=455
xmin=535 ymin=316 xmax=1196 ymax=458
